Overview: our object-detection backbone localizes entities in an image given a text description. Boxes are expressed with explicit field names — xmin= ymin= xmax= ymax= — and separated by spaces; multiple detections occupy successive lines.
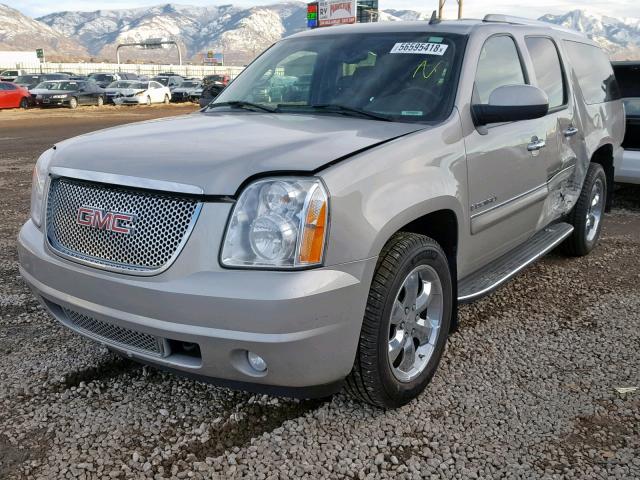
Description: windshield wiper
xmin=280 ymin=104 xmax=391 ymax=122
xmin=206 ymin=101 xmax=276 ymax=113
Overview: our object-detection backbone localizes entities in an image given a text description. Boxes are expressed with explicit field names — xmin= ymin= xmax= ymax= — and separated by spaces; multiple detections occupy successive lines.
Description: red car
xmin=0 ymin=81 xmax=30 ymax=109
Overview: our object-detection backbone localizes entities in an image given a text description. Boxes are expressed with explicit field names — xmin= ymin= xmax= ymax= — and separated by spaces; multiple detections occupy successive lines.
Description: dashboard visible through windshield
xmin=213 ymin=32 xmax=466 ymax=122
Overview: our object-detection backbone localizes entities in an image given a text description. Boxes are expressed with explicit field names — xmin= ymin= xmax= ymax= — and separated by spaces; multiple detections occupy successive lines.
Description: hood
xmin=106 ymin=88 xmax=144 ymax=94
xmin=33 ymin=89 xmax=74 ymax=95
xmin=51 ymin=112 xmax=425 ymax=195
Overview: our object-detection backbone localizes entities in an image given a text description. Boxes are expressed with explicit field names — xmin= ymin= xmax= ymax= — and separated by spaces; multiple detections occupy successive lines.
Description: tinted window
xmin=613 ymin=64 xmax=640 ymax=98
xmin=474 ymin=36 xmax=525 ymax=104
xmin=525 ymin=37 xmax=565 ymax=109
xmin=216 ymin=33 xmax=466 ymax=122
xmin=564 ymin=41 xmax=620 ymax=104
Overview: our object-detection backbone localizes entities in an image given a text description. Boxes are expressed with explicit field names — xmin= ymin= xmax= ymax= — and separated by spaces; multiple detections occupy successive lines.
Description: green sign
xmin=36 ymin=48 xmax=44 ymax=59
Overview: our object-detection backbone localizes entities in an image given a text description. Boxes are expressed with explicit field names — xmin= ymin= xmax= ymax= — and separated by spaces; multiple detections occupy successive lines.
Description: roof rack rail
xmin=482 ymin=13 xmax=585 ymax=36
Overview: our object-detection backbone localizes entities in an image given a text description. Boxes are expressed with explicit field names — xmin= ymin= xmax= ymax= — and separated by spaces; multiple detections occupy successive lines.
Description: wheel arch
xmin=373 ymin=202 xmax=462 ymax=331
xmin=590 ymin=143 xmax=614 ymax=211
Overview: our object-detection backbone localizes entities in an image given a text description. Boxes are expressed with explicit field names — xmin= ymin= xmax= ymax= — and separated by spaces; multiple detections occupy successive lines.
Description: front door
xmin=465 ymin=35 xmax=549 ymax=269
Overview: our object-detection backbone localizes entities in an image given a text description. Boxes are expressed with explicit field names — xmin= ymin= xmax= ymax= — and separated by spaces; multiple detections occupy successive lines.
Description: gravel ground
xmin=0 ymin=108 xmax=638 ymax=479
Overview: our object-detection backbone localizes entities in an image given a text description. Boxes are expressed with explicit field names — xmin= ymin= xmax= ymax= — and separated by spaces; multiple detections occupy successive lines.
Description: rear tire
xmin=563 ymin=163 xmax=607 ymax=256
xmin=96 ymin=96 xmax=104 ymax=107
xmin=345 ymin=232 xmax=452 ymax=408
xmin=68 ymin=97 xmax=78 ymax=109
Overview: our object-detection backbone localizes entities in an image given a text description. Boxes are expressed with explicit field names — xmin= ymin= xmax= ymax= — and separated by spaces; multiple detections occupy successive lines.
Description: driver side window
xmin=475 ymin=36 xmax=526 ymax=104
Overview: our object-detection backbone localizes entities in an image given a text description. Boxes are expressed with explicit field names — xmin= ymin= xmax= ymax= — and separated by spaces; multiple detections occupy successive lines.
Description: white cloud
xmin=15 ymin=0 xmax=640 ymax=19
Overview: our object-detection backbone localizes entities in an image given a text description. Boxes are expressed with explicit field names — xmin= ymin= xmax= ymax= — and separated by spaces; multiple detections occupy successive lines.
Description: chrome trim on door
xmin=49 ymin=167 xmax=205 ymax=196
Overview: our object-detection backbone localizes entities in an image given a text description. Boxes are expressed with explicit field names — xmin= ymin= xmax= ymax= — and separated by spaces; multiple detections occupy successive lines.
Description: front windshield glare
xmin=213 ymin=33 xmax=464 ymax=122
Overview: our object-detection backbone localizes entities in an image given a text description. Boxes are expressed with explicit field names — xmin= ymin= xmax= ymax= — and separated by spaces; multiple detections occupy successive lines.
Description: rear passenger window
xmin=564 ymin=41 xmax=620 ymax=104
xmin=525 ymin=37 xmax=565 ymax=109
xmin=474 ymin=36 xmax=526 ymax=104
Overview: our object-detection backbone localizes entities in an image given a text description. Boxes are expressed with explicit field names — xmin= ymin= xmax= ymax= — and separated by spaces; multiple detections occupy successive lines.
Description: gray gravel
xmin=1 ymin=111 xmax=638 ymax=479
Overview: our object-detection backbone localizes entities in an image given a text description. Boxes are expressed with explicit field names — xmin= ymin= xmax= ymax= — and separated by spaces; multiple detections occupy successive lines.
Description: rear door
xmin=464 ymin=34 xmax=549 ymax=264
xmin=524 ymin=36 xmax=578 ymax=223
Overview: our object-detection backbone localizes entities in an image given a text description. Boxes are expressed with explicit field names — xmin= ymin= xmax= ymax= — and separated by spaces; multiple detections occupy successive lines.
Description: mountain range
xmin=0 ymin=3 xmax=638 ymax=64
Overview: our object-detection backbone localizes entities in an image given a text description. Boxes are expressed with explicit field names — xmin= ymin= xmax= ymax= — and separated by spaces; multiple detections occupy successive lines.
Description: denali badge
xmin=77 ymin=206 xmax=135 ymax=235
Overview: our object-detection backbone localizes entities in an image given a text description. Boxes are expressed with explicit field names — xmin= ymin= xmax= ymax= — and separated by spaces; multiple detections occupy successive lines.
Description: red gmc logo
xmin=77 ymin=206 xmax=135 ymax=235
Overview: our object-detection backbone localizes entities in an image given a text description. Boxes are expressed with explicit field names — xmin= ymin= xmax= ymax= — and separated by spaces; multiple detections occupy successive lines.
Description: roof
xmin=288 ymin=17 xmax=591 ymax=44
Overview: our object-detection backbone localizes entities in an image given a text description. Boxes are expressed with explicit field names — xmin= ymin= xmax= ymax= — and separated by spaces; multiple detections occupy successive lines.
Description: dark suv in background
xmin=613 ymin=61 xmax=640 ymax=184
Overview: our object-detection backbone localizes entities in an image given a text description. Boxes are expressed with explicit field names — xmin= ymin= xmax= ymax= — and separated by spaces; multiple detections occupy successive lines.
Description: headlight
xmin=221 ymin=177 xmax=329 ymax=268
xmin=30 ymin=148 xmax=54 ymax=227
xmin=135 ymin=91 xmax=145 ymax=97
xmin=52 ymin=94 xmax=68 ymax=99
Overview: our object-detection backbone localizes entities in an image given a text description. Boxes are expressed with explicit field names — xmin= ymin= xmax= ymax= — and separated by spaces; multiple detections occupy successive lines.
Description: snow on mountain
xmin=539 ymin=9 xmax=640 ymax=60
xmin=37 ymin=2 xmax=307 ymax=64
xmin=0 ymin=3 xmax=87 ymax=61
xmin=3 ymin=3 xmax=639 ymax=64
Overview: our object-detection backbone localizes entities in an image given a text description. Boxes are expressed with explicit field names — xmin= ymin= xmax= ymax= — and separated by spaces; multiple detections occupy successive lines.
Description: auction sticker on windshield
xmin=390 ymin=43 xmax=449 ymax=55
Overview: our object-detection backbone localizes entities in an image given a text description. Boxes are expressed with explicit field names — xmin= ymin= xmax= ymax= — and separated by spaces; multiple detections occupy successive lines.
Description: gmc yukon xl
xmin=19 ymin=16 xmax=624 ymax=407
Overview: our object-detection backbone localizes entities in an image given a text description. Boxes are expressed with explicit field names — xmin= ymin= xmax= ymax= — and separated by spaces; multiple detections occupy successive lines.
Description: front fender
xmin=320 ymin=113 xmax=467 ymax=266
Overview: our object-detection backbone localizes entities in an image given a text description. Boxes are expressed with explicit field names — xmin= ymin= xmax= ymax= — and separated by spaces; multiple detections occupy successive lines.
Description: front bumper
xmin=114 ymin=97 xmax=146 ymax=105
xmin=18 ymin=215 xmax=375 ymax=397
xmin=37 ymin=98 xmax=69 ymax=107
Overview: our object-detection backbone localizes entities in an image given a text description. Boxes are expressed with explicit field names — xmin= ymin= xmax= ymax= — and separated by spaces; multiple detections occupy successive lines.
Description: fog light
xmin=247 ymin=351 xmax=267 ymax=372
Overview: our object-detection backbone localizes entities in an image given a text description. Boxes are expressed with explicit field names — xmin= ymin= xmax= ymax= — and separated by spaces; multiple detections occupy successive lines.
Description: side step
xmin=458 ymin=222 xmax=574 ymax=303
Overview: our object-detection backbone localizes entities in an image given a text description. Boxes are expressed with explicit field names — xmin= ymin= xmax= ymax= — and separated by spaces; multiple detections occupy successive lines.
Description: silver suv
xmin=19 ymin=16 xmax=625 ymax=408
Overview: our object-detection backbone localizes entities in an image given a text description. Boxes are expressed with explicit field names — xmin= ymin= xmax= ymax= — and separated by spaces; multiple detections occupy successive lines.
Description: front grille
xmin=62 ymin=307 xmax=166 ymax=356
xmin=46 ymin=177 xmax=201 ymax=274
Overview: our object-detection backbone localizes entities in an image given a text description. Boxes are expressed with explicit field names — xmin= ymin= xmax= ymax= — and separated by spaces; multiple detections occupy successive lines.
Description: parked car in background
xmin=197 ymin=82 xmax=225 ymax=108
xmin=612 ymin=61 xmax=640 ymax=184
xmin=0 ymin=69 xmax=26 ymax=82
xmin=151 ymin=75 xmax=183 ymax=90
xmin=170 ymin=79 xmax=202 ymax=102
xmin=14 ymin=73 xmax=70 ymax=90
xmin=88 ymin=72 xmax=139 ymax=88
xmin=203 ymin=74 xmax=230 ymax=86
xmin=31 ymin=80 xmax=105 ymax=109
xmin=105 ymin=80 xmax=171 ymax=105
xmin=0 ymin=81 xmax=31 ymax=109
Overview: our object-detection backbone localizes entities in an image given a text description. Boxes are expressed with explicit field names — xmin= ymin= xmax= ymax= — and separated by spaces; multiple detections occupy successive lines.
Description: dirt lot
xmin=0 ymin=106 xmax=638 ymax=479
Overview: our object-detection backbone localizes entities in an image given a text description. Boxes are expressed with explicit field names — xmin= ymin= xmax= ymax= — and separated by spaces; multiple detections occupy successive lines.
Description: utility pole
xmin=437 ymin=0 xmax=463 ymax=19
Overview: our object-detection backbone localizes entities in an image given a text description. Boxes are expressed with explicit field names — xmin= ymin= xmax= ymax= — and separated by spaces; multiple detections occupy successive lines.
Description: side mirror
xmin=472 ymin=85 xmax=549 ymax=126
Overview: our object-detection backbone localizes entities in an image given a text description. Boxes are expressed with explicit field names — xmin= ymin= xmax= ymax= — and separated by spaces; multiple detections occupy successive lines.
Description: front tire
xmin=345 ymin=233 xmax=452 ymax=408
xmin=96 ymin=96 xmax=104 ymax=107
xmin=163 ymin=94 xmax=170 ymax=104
xmin=563 ymin=163 xmax=607 ymax=256
xmin=68 ymin=97 xmax=78 ymax=109
xmin=19 ymin=97 xmax=29 ymax=109
xmin=146 ymin=96 xmax=152 ymax=106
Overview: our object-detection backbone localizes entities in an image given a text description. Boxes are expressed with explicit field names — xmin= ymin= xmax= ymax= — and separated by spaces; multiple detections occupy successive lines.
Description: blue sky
xmin=16 ymin=0 xmax=640 ymax=19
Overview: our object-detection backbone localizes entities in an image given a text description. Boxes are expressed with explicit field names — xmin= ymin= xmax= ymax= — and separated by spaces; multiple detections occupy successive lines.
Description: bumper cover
xmin=18 ymin=217 xmax=375 ymax=396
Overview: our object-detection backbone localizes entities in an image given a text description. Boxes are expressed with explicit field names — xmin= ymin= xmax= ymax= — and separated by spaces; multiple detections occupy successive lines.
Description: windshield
xmin=109 ymin=81 xmax=147 ymax=89
xmin=89 ymin=74 xmax=114 ymax=82
xmin=152 ymin=77 xmax=169 ymax=86
xmin=213 ymin=32 xmax=465 ymax=122
xmin=181 ymin=81 xmax=200 ymax=88
xmin=15 ymin=75 xmax=38 ymax=83
xmin=35 ymin=81 xmax=82 ymax=91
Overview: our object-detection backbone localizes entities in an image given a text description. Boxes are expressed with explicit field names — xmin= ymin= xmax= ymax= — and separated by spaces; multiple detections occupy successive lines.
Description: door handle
xmin=527 ymin=137 xmax=546 ymax=152
xmin=564 ymin=126 xmax=579 ymax=138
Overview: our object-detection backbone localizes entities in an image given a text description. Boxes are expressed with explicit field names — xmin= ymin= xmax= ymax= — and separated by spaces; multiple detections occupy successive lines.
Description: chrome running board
xmin=458 ymin=222 xmax=574 ymax=303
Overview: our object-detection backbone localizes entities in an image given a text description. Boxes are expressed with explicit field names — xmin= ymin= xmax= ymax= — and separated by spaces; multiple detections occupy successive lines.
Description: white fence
xmin=0 ymin=62 xmax=246 ymax=80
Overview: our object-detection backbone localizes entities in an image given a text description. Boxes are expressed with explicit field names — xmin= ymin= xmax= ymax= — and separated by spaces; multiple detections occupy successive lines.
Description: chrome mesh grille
xmin=62 ymin=307 xmax=165 ymax=356
xmin=46 ymin=177 xmax=201 ymax=274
